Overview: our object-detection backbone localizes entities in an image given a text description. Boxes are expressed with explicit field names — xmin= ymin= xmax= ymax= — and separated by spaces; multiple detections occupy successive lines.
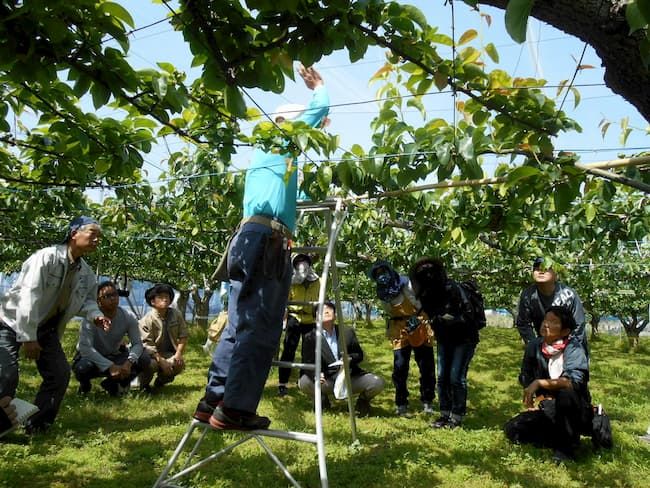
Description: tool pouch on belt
xmin=264 ymin=230 xmax=290 ymax=280
xmin=212 ymin=232 xmax=235 ymax=283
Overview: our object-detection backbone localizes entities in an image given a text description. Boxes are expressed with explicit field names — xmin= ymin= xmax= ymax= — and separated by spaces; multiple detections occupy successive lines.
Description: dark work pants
xmin=278 ymin=316 xmax=315 ymax=384
xmin=204 ymin=222 xmax=292 ymax=413
xmin=72 ymin=347 xmax=147 ymax=391
xmin=392 ymin=344 xmax=436 ymax=407
xmin=505 ymin=388 xmax=593 ymax=454
xmin=0 ymin=322 xmax=71 ymax=431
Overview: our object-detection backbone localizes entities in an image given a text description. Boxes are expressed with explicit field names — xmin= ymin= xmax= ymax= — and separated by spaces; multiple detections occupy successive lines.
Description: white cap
xmin=274 ymin=103 xmax=305 ymax=121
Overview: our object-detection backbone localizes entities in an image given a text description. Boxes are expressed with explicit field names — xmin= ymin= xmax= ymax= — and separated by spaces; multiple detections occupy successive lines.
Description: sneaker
xmin=422 ymin=402 xmax=434 ymax=414
xmin=24 ymin=419 xmax=51 ymax=436
xmin=209 ymin=405 xmax=271 ymax=431
xmin=278 ymin=385 xmax=288 ymax=397
xmin=193 ymin=398 xmax=222 ymax=423
xmin=355 ymin=397 xmax=371 ymax=417
xmin=77 ymin=381 xmax=91 ymax=395
xmin=396 ymin=404 xmax=408 ymax=416
xmin=447 ymin=417 xmax=462 ymax=429
xmin=431 ymin=416 xmax=450 ymax=428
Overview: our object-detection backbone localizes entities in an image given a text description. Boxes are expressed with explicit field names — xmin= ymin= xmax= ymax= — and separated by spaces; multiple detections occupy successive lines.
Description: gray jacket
xmin=76 ymin=307 xmax=143 ymax=371
xmin=0 ymin=244 xmax=101 ymax=342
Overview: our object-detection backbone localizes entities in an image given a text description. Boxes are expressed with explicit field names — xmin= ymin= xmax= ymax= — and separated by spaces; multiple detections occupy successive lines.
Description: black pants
xmin=278 ymin=316 xmax=315 ymax=384
xmin=72 ymin=346 xmax=146 ymax=391
xmin=504 ymin=388 xmax=593 ymax=454
xmin=392 ymin=344 xmax=436 ymax=406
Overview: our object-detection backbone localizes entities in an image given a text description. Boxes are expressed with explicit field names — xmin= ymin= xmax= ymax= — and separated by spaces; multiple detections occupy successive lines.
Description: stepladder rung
xmin=272 ymin=360 xmax=316 ymax=370
xmin=292 ymin=246 xmax=327 ymax=254
xmin=287 ymin=300 xmax=320 ymax=307
xmin=296 ymin=200 xmax=338 ymax=211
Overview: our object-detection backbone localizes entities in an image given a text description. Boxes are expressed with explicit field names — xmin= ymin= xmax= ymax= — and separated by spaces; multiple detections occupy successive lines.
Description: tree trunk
xmin=177 ymin=290 xmax=190 ymax=318
xmin=191 ymin=288 xmax=214 ymax=329
xmin=365 ymin=302 xmax=373 ymax=327
xmin=509 ymin=307 xmax=517 ymax=328
xmin=619 ymin=314 xmax=646 ymax=349
xmin=590 ymin=314 xmax=600 ymax=339
xmin=478 ymin=0 xmax=650 ymax=121
xmin=628 ymin=333 xmax=640 ymax=349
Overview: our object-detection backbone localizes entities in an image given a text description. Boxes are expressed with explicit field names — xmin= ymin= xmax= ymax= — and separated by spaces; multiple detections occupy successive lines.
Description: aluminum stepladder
xmin=152 ymin=198 xmax=356 ymax=488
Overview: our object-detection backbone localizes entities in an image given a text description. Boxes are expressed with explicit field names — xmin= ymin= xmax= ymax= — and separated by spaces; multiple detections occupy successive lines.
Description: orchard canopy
xmin=0 ymin=0 xmax=648 ymax=326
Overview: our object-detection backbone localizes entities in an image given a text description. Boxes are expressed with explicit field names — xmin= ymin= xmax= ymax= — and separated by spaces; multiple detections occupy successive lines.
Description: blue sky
xmin=116 ymin=1 xmax=649 ymax=184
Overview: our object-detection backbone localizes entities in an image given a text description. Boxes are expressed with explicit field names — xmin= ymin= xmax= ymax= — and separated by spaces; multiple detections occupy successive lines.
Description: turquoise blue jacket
xmin=242 ymin=86 xmax=329 ymax=233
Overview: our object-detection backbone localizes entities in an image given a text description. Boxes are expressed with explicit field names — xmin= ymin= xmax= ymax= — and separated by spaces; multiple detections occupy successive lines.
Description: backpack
xmin=456 ymin=280 xmax=487 ymax=329
xmin=207 ymin=310 xmax=228 ymax=342
xmin=591 ymin=404 xmax=613 ymax=449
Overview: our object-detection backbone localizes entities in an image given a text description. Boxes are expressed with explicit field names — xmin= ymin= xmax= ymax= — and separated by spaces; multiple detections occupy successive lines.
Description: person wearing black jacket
xmin=410 ymin=257 xmax=479 ymax=429
xmin=298 ymin=302 xmax=384 ymax=416
xmin=505 ymin=306 xmax=593 ymax=463
xmin=516 ymin=257 xmax=587 ymax=350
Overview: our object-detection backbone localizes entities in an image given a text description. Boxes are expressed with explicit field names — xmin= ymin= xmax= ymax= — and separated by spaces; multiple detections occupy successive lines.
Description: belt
xmin=241 ymin=214 xmax=292 ymax=239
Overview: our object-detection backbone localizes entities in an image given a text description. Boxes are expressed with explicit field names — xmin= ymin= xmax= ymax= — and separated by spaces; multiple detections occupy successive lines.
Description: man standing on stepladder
xmin=194 ymin=64 xmax=330 ymax=430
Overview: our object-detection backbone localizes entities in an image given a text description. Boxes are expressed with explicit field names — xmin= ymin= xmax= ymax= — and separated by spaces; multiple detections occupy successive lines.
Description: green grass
xmin=1 ymin=321 xmax=649 ymax=488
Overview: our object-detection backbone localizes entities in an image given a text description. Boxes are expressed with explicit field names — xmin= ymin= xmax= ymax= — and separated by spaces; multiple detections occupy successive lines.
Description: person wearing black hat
xmin=137 ymin=283 xmax=188 ymax=389
xmin=277 ymin=253 xmax=321 ymax=396
xmin=516 ymin=258 xmax=587 ymax=350
xmin=0 ymin=216 xmax=110 ymax=434
xmin=368 ymin=260 xmax=436 ymax=417
xmin=409 ymin=258 xmax=480 ymax=429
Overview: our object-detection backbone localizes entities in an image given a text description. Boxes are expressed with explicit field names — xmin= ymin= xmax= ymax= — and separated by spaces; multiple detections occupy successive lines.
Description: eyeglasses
xmin=99 ymin=292 xmax=119 ymax=300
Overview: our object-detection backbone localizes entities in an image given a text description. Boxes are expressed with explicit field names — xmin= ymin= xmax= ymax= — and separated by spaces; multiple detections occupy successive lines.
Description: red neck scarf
xmin=541 ymin=337 xmax=569 ymax=359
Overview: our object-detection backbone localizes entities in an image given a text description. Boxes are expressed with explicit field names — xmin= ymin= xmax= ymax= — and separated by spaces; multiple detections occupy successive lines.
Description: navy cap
xmin=533 ymin=257 xmax=544 ymax=270
xmin=65 ymin=216 xmax=99 ymax=242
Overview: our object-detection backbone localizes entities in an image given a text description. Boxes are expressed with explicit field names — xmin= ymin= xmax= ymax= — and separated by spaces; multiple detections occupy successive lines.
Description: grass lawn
xmin=1 ymin=320 xmax=649 ymax=488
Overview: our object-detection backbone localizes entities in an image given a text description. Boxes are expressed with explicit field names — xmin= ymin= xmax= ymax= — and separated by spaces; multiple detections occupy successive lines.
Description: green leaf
xmin=504 ymin=0 xmax=534 ymax=43
xmin=585 ymin=203 xmax=597 ymax=224
xmin=553 ymin=183 xmax=573 ymax=213
xmin=570 ymin=87 xmax=581 ymax=108
xmin=95 ymin=159 xmax=112 ymax=173
xmin=99 ymin=2 xmax=135 ymax=28
xmin=638 ymin=0 xmax=650 ymax=23
xmin=153 ymin=75 xmax=168 ymax=99
xmin=620 ymin=117 xmax=632 ymax=145
xmin=626 ymin=3 xmax=648 ymax=33
xmin=485 ymin=43 xmax=500 ymax=63
xmin=401 ymin=5 xmax=428 ymax=29
xmin=224 ymin=85 xmax=246 ymax=118
xmin=507 ymin=165 xmax=541 ymax=184
xmin=458 ymin=29 xmax=478 ymax=46
xmin=459 ymin=47 xmax=481 ymax=65
xmin=157 ymin=62 xmax=176 ymax=74
xmin=91 ymin=83 xmax=111 ymax=109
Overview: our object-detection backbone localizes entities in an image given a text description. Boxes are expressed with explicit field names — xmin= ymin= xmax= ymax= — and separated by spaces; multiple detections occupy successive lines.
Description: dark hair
xmin=409 ymin=257 xmax=447 ymax=296
xmin=546 ymin=306 xmax=577 ymax=332
xmin=314 ymin=301 xmax=336 ymax=318
xmin=145 ymin=283 xmax=175 ymax=305
xmin=292 ymin=253 xmax=312 ymax=268
xmin=97 ymin=280 xmax=116 ymax=297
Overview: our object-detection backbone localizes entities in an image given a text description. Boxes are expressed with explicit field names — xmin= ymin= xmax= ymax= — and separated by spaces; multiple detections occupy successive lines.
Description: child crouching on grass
xmin=135 ymin=284 xmax=188 ymax=390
